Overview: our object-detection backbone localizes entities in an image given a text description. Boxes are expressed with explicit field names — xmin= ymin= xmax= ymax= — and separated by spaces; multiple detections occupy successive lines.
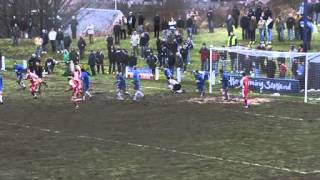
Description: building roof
xmin=67 ymin=8 xmax=124 ymax=36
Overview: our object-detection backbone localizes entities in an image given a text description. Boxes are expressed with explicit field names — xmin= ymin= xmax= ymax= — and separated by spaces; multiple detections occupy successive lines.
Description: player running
xmin=194 ymin=70 xmax=208 ymax=97
xmin=132 ymin=67 xmax=144 ymax=101
xmin=68 ymin=66 xmax=83 ymax=109
xmin=239 ymin=72 xmax=250 ymax=108
xmin=26 ymin=69 xmax=41 ymax=99
xmin=115 ymin=72 xmax=127 ymax=100
xmin=0 ymin=73 xmax=4 ymax=104
xmin=81 ymin=68 xmax=92 ymax=100
xmin=13 ymin=61 xmax=26 ymax=90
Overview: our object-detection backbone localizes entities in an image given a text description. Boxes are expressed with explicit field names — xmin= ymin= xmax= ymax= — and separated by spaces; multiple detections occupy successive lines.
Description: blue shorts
xmin=83 ymin=84 xmax=89 ymax=91
xmin=133 ymin=81 xmax=140 ymax=91
xmin=16 ymin=73 xmax=23 ymax=81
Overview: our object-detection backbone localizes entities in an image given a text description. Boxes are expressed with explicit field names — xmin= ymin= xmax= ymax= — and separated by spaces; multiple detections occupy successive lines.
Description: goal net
xmin=208 ymin=46 xmax=320 ymax=103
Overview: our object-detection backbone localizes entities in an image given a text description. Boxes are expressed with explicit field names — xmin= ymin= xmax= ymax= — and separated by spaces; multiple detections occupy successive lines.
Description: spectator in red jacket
xmin=210 ymin=49 xmax=220 ymax=73
xmin=279 ymin=62 xmax=287 ymax=79
xmin=199 ymin=43 xmax=209 ymax=71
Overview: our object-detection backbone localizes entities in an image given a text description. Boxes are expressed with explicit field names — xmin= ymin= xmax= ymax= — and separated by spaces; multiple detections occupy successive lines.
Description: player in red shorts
xmin=66 ymin=76 xmax=83 ymax=109
xmin=240 ymin=72 xmax=250 ymax=108
xmin=66 ymin=66 xmax=83 ymax=109
xmin=26 ymin=69 xmax=41 ymax=99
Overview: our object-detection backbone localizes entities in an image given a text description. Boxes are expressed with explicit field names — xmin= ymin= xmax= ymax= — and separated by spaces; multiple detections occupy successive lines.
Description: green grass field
xmin=0 ymin=28 xmax=320 ymax=180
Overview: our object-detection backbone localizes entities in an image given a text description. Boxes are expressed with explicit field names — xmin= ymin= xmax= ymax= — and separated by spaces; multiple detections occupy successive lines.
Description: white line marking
xmin=235 ymin=110 xmax=306 ymax=122
xmin=3 ymin=122 xmax=319 ymax=175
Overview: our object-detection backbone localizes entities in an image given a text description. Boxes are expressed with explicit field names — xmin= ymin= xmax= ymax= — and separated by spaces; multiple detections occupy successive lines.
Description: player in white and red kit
xmin=26 ymin=69 xmax=41 ymax=99
xmin=240 ymin=72 xmax=250 ymax=108
xmin=66 ymin=66 xmax=83 ymax=109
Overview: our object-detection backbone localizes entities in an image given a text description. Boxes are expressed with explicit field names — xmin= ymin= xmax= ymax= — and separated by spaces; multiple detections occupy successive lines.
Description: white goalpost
xmin=209 ymin=46 xmax=320 ymax=103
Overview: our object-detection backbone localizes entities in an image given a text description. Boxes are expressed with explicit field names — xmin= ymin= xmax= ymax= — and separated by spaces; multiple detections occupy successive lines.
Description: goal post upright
xmin=304 ymin=54 xmax=309 ymax=103
xmin=209 ymin=49 xmax=213 ymax=94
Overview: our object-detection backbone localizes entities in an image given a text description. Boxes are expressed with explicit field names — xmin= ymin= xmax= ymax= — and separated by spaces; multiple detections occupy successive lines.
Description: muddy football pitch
xmin=0 ymin=90 xmax=320 ymax=180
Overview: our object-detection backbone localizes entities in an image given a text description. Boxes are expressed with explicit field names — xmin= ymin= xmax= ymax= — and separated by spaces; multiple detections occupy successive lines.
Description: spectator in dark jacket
xmin=186 ymin=17 xmax=193 ymax=39
xmin=207 ymin=8 xmax=214 ymax=33
xmin=88 ymin=50 xmax=97 ymax=76
xmin=139 ymin=32 xmax=150 ymax=58
xmin=176 ymin=16 xmax=185 ymax=35
xmin=106 ymin=34 xmax=114 ymax=52
xmin=40 ymin=29 xmax=49 ymax=54
xmin=255 ymin=6 xmax=263 ymax=21
xmin=108 ymin=46 xmax=116 ymax=74
xmin=263 ymin=7 xmax=272 ymax=20
xmin=70 ymin=16 xmax=78 ymax=39
xmin=114 ymin=21 xmax=121 ymax=45
xmin=168 ymin=52 xmax=176 ymax=74
xmin=232 ymin=6 xmax=240 ymax=29
xmin=226 ymin=14 xmax=235 ymax=36
xmin=128 ymin=52 xmax=137 ymax=67
xmin=286 ymin=14 xmax=295 ymax=41
xmin=127 ymin=12 xmax=136 ymax=35
xmin=161 ymin=17 xmax=169 ymax=31
xmin=56 ymin=28 xmax=64 ymax=53
xmin=266 ymin=59 xmax=276 ymax=78
xmin=199 ymin=43 xmax=210 ymax=71
xmin=11 ymin=24 xmax=20 ymax=46
xmin=154 ymin=14 xmax=161 ymax=38
xmin=69 ymin=48 xmax=79 ymax=65
xmin=248 ymin=16 xmax=257 ymax=46
xmin=77 ymin=36 xmax=86 ymax=59
xmin=146 ymin=53 xmax=158 ymax=74
xmin=240 ymin=16 xmax=250 ymax=40
xmin=96 ymin=50 xmax=105 ymax=74
xmin=64 ymin=34 xmax=72 ymax=50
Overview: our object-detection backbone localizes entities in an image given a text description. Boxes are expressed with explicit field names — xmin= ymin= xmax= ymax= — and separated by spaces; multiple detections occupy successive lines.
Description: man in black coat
xmin=140 ymin=32 xmax=150 ymax=58
xmin=64 ymin=34 xmax=72 ymax=50
xmin=226 ymin=15 xmax=235 ymax=36
xmin=154 ymin=14 xmax=161 ymax=38
xmin=266 ymin=59 xmax=276 ymax=78
xmin=96 ymin=50 xmax=105 ymax=74
xmin=56 ymin=28 xmax=64 ymax=53
xmin=138 ymin=12 xmax=145 ymax=26
xmin=108 ymin=46 xmax=116 ymax=74
xmin=167 ymin=52 xmax=176 ymax=74
xmin=232 ymin=6 xmax=240 ymax=29
xmin=127 ymin=12 xmax=136 ymax=35
xmin=77 ymin=37 xmax=86 ymax=59
xmin=240 ymin=16 xmax=250 ymax=40
xmin=114 ymin=21 xmax=121 ymax=45
xmin=69 ymin=48 xmax=79 ymax=65
xmin=207 ymin=8 xmax=214 ymax=33
xmin=176 ymin=16 xmax=185 ymax=35
xmin=88 ymin=50 xmax=97 ymax=76
xmin=128 ymin=52 xmax=137 ymax=67
xmin=71 ymin=16 xmax=78 ymax=39
xmin=146 ymin=53 xmax=158 ymax=75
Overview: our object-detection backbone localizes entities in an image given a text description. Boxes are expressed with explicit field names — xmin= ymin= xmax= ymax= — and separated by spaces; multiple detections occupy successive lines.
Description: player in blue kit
xmin=0 ymin=73 xmax=3 ymax=104
xmin=81 ymin=68 xmax=92 ymax=100
xmin=194 ymin=70 xmax=208 ymax=97
xmin=132 ymin=67 xmax=144 ymax=101
xmin=13 ymin=62 xmax=26 ymax=90
xmin=115 ymin=72 xmax=127 ymax=100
